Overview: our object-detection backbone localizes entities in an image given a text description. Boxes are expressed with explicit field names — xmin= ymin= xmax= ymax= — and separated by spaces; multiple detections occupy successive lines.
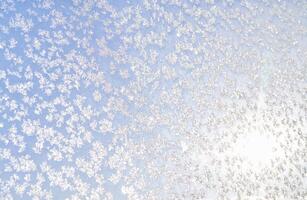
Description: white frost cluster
xmin=0 ymin=0 xmax=306 ymax=200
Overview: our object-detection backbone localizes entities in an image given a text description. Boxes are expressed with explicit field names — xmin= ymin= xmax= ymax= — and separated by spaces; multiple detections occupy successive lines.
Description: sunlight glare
xmin=235 ymin=132 xmax=276 ymax=168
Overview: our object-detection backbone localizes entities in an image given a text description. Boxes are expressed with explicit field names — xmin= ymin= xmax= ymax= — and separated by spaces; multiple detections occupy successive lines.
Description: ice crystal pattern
xmin=0 ymin=0 xmax=306 ymax=200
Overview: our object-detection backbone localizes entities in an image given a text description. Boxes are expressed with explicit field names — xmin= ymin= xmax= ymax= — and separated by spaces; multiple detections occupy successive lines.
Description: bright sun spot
xmin=235 ymin=132 xmax=276 ymax=168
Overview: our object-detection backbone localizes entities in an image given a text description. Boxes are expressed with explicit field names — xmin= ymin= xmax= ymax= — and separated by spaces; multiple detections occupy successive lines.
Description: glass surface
xmin=0 ymin=0 xmax=306 ymax=199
